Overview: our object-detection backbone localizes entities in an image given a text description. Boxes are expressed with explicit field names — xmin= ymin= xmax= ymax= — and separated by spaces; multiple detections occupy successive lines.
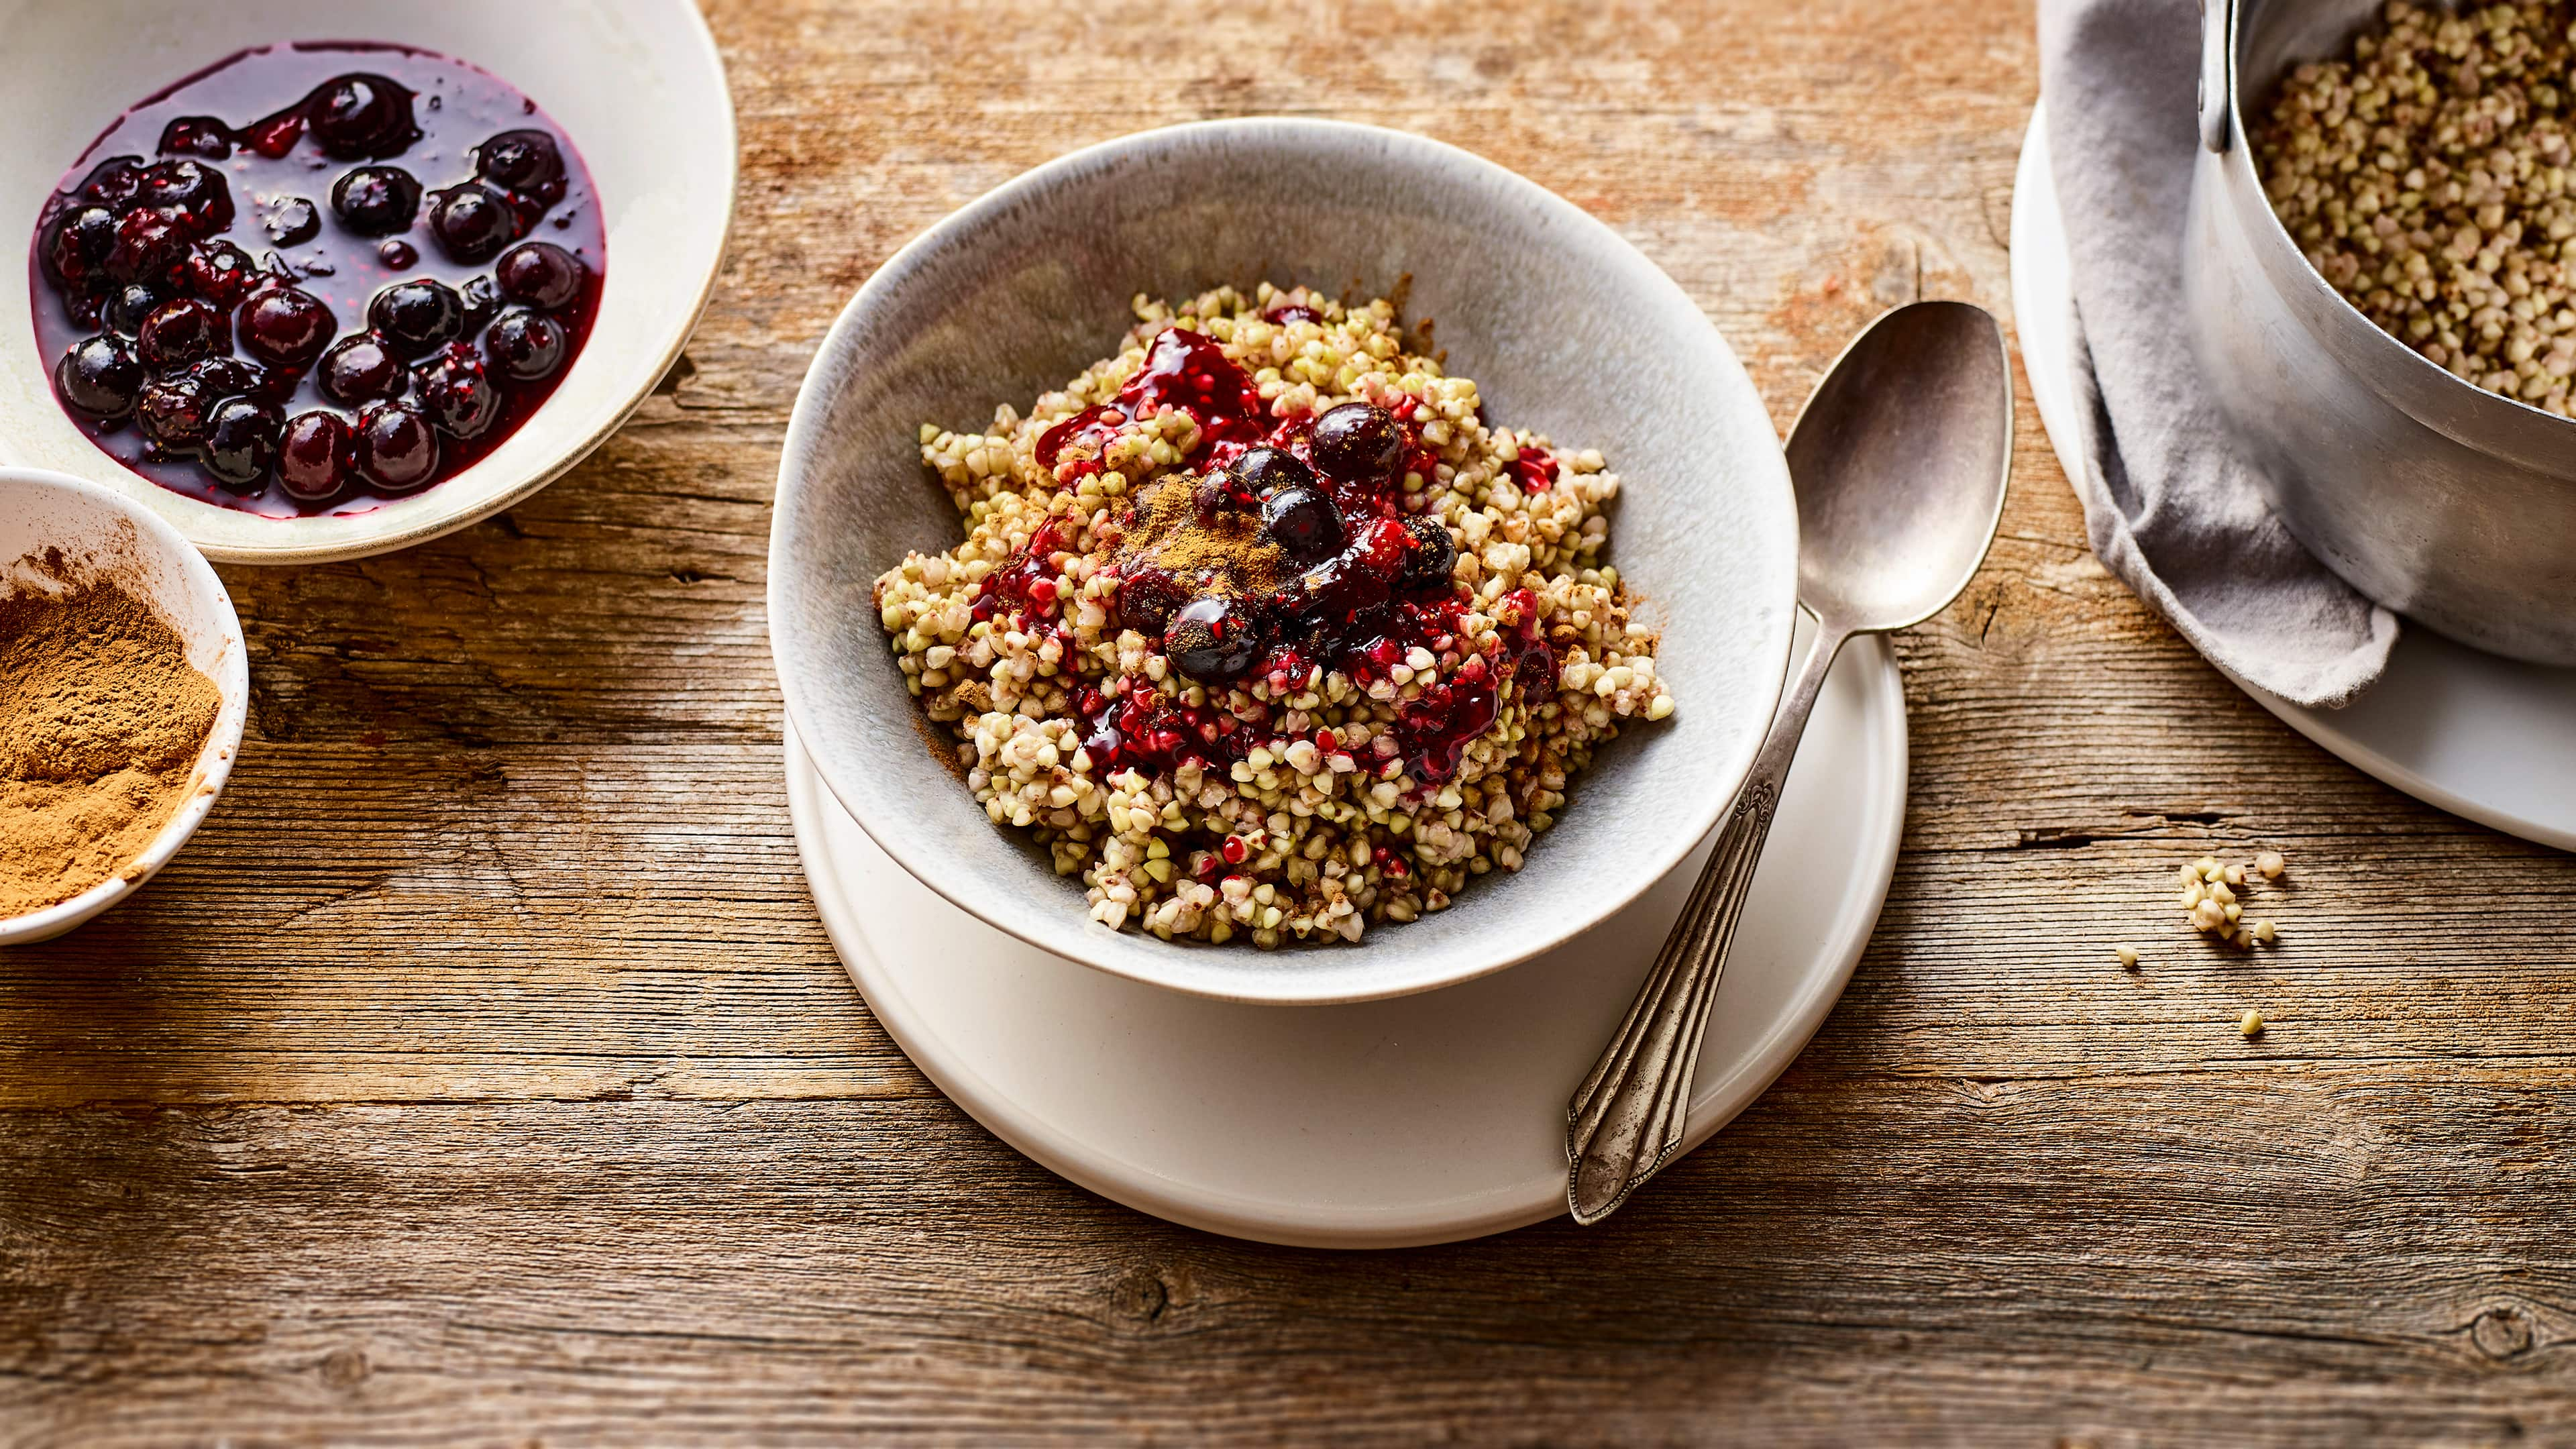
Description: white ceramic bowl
xmin=0 ymin=468 xmax=250 ymax=945
xmin=771 ymin=119 xmax=1799 ymax=1005
xmin=0 ymin=0 xmax=735 ymax=565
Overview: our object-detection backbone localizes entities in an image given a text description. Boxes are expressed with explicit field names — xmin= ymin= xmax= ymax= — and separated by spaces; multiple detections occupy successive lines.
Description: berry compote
xmin=28 ymin=42 xmax=604 ymax=517
xmin=994 ymin=325 xmax=1556 ymax=795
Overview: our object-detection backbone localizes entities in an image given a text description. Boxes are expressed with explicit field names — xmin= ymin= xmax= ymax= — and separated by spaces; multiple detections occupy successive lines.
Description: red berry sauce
xmin=1036 ymin=327 xmax=1269 ymax=476
xmin=28 ymin=42 xmax=605 ymax=517
xmin=1507 ymin=444 xmax=1559 ymax=495
xmin=1010 ymin=323 xmax=1558 ymax=794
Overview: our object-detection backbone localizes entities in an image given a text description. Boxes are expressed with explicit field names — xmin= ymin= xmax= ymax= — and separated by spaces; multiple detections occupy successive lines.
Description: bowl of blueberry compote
xmin=0 ymin=7 xmax=733 ymax=563
xmin=33 ymin=45 xmax=599 ymax=517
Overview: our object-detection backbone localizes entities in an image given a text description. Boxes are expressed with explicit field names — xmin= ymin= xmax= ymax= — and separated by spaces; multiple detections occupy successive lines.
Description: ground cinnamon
xmin=1117 ymin=471 xmax=1289 ymax=598
xmin=0 ymin=553 xmax=221 ymax=918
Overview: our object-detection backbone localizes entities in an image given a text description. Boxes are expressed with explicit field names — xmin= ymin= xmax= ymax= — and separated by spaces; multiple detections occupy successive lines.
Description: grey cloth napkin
xmin=2038 ymin=0 xmax=2399 ymax=707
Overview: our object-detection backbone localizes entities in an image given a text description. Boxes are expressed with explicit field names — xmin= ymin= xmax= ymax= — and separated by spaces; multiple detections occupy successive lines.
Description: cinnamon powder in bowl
xmin=0 ymin=564 xmax=221 ymax=917
xmin=0 ymin=468 xmax=249 ymax=945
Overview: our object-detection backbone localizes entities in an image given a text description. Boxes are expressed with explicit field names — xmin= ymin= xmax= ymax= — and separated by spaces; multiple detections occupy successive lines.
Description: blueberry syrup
xmin=969 ymin=521 xmax=1069 ymax=625
xmin=1034 ymin=327 xmax=1268 ymax=477
xmin=990 ymin=325 xmax=1559 ymax=794
xmin=28 ymin=42 xmax=604 ymax=517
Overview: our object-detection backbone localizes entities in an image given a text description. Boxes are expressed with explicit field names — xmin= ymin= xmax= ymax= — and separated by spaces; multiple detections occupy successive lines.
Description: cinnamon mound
xmin=0 ymin=566 xmax=221 ymax=918
xmin=1118 ymin=470 xmax=1289 ymax=598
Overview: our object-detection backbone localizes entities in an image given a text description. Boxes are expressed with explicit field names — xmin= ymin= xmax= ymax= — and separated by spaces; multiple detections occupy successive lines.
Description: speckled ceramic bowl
xmin=0 ymin=467 xmax=249 ymax=945
xmin=769 ymin=119 xmax=1797 ymax=1005
xmin=0 ymin=0 xmax=735 ymax=565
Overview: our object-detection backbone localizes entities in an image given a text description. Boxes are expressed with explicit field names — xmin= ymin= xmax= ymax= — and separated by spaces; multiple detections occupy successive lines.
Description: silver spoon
xmin=1566 ymin=300 xmax=2014 ymax=1224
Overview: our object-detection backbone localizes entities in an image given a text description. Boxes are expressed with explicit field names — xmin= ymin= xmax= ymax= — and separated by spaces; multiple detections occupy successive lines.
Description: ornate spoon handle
xmin=1565 ymin=625 xmax=1849 ymax=1224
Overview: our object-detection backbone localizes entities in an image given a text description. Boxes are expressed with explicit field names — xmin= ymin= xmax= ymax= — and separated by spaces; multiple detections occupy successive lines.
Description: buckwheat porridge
xmin=871 ymin=284 xmax=1674 ymax=947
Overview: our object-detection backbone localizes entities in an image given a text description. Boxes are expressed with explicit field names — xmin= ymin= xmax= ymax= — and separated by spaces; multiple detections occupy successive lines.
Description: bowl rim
xmin=769 ymin=115 xmax=1796 ymax=1005
xmin=0 ymin=0 xmax=739 ymax=568
xmin=0 ymin=465 xmax=251 ymax=944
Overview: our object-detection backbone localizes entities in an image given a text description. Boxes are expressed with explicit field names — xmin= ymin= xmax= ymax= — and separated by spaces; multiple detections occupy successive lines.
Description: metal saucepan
xmin=2186 ymin=0 xmax=2576 ymax=664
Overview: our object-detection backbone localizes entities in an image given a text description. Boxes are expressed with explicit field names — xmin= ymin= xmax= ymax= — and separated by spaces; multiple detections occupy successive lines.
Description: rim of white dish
xmin=769 ymin=116 xmax=1799 ymax=1006
xmin=0 ymin=3 xmax=737 ymax=567
xmin=782 ymin=633 xmax=1903 ymax=1247
xmin=0 ymin=467 xmax=251 ymax=943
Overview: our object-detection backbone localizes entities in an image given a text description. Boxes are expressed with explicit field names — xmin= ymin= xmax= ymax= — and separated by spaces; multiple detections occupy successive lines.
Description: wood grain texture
xmin=9 ymin=0 xmax=2576 ymax=1442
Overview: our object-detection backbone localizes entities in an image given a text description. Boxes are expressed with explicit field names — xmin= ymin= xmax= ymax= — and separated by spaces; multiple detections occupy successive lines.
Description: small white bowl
xmin=0 ymin=0 xmax=737 ymax=565
xmin=0 ymin=468 xmax=250 ymax=946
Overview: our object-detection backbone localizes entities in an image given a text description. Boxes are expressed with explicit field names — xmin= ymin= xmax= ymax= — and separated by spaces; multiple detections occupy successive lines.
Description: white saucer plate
xmin=2012 ymin=103 xmax=2576 ymax=851
xmin=786 ymin=622 xmax=1906 ymax=1248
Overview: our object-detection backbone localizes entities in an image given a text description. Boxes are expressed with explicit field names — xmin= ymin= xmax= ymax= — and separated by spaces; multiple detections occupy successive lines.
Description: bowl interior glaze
xmin=771 ymin=119 xmax=1797 ymax=1004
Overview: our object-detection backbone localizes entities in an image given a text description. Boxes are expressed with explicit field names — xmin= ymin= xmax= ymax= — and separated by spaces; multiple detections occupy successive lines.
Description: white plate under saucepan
xmin=788 ymin=616 xmax=1904 ymax=1248
xmin=0 ymin=0 xmax=735 ymax=565
xmin=2013 ymin=103 xmax=2576 ymax=850
xmin=0 ymin=468 xmax=250 ymax=946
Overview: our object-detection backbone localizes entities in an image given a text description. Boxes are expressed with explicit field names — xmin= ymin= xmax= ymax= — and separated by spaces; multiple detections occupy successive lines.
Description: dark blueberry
xmin=193 ymin=356 xmax=266 ymax=400
xmin=40 ymin=205 xmax=119 ymax=293
xmin=102 ymin=282 xmax=163 ymax=337
xmin=366 ymin=279 xmax=466 ymax=357
xmin=494 ymin=241 xmax=584 ymax=311
xmin=413 ymin=343 xmax=502 ymax=439
xmin=427 ymin=184 xmax=521 ymax=264
xmin=476 ymin=129 xmax=565 ymax=197
xmin=1230 ymin=444 xmax=1316 ymax=500
xmin=1193 ymin=472 xmax=1252 ymax=520
xmin=378 ymin=239 xmax=418 ymax=270
xmin=136 ymin=372 xmax=214 ymax=453
xmin=331 ymin=165 xmax=420 ymax=237
xmin=265 ymin=197 xmax=321 ymax=248
xmin=136 ymin=358 xmax=267 ymax=453
xmin=237 ymin=284 xmax=337 ymax=370
xmin=1165 ymin=596 xmax=1265 ymax=685
xmin=1260 ymin=486 xmax=1344 ymax=565
xmin=201 ymin=397 xmax=283 ymax=491
xmin=458 ymin=274 xmax=500 ymax=335
xmin=52 ymin=335 xmax=143 ymax=420
xmin=74 ymin=156 xmax=148 ymax=212
xmin=138 ymin=158 xmax=232 ymax=234
xmin=307 ymin=74 xmax=420 ymax=160
xmin=107 ymin=208 xmax=191 ymax=286
xmin=158 ymin=115 xmax=234 ymax=160
xmin=136 ymin=297 xmax=229 ymax=368
xmin=1309 ymin=402 xmax=1402 ymax=484
xmin=484 ymin=307 xmax=568 ymax=381
xmin=1113 ymin=566 xmax=1187 ymax=636
xmin=277 ymin=411 xmax=356 ymax=500
xmin=182 ymin=239 xmax=258 ymax=306
xmin=319 ymin=333 xmax=408 ymax=405
xmin=1398 ymin=515 xmax=1458 ymax=591
xmin=354 ymin=400 xmax=440 ymax=491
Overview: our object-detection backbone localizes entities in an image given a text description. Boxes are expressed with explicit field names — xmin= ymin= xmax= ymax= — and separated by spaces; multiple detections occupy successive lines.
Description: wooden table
xmin=11 ymin=0 xmax=2576 ymax=1442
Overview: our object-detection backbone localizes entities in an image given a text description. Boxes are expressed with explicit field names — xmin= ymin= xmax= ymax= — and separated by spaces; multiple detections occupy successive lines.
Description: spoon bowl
xmin=1788 ymin=300 xmax=2017 ymax=633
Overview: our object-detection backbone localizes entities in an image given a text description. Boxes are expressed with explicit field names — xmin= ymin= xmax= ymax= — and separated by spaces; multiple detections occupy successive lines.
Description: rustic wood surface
xmin=9 ymin=0 xmax=2576 ymax=1443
